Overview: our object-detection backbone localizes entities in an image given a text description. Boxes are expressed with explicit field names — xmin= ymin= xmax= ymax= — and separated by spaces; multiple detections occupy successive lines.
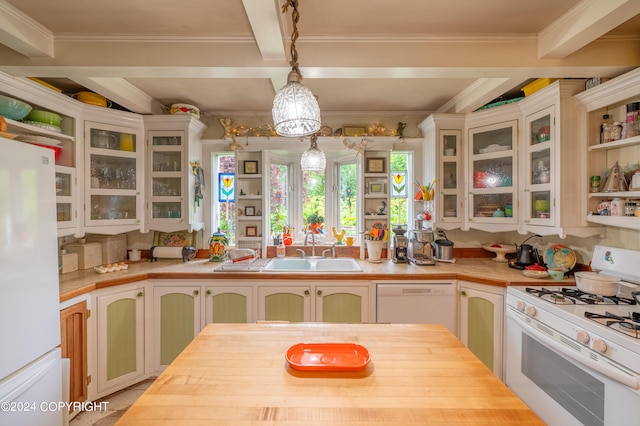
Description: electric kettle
xmin=508 ymin=234 xmax=542 ymax=269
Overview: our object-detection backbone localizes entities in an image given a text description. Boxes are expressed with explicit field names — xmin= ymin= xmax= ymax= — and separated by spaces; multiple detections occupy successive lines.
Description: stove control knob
xmin=516 ymin=301 xmax=526 ymax=312
xmin=575 ymin=330 xmax=590 ymax=344
xmin=591 ymin=338 xmax=607 ymax=353
xmin=524 ymin=306 xmax=537 ymax=317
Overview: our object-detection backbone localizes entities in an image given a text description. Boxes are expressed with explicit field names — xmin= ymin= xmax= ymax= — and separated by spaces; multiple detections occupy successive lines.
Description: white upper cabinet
xmin=144 ymin=115 xmax=207 ymax=233
xmin=519 ymin=80 xmax=603 ymax=238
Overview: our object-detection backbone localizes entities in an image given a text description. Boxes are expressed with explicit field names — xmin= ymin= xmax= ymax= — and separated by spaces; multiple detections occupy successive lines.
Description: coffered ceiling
xmin=0 ymin=0 xmax=639 ymax=119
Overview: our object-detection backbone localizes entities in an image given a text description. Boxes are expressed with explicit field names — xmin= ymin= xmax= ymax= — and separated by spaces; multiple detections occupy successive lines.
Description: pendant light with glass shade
xmin=272 ymin=0 xmax=321 ymax=137
xmin=300 ymin=134 xmax=326 ymax=171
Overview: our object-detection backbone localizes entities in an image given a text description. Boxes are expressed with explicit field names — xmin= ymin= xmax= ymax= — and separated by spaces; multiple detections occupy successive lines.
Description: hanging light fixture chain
xmin=282 ymin=0 xmax=301 ymax=74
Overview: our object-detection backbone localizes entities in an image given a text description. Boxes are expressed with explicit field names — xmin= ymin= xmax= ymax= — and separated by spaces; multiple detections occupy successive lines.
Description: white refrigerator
xmin=0 ymin=139 xmax=64 ymax=425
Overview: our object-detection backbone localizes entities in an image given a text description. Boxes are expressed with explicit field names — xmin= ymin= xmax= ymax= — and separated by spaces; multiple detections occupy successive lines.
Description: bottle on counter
xmin=277 ymin=241 xmax=286 ymax=258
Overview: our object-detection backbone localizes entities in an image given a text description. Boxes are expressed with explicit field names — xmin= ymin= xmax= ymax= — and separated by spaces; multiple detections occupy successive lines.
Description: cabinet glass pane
xmin=530 ymin=149 xmax=551 ymax=185
xmin=443 ymin=194 xmax=457 ymax=217
xmin=530 ymin=114 xmax=551 ymax=145
xmin=443 ymin=162 xmax=457 ymax=189
xmin=90 ymin=195 xmax=136 ymax=220
xmin=55 ymin=172 xmax=72 ymax=196
xmin=443 ymin=134 xmax=457 ymax=156
xmin=153 ymin=152 xmax=182 ymax=172
xmin=532 ymin=191 xmax=551 ymax=219
xmin=473 ymin=158 xmax=513 ymax=188
xmin=152 ymin=135 xmax=182 ymax=146
xmin=153 ymin=177 xmax=181 ymax=196
xmin=473 ymin=194 xmax=512 ymax=218
xmin=152 ymin=202 xmax=182 ymax=219
xmin=56 ymin=203 xmax=71 ymax=222
xmin=472 ymin=127 xmax=512 ymax=154
xmin=90 ymin=128 xmax=136 ymax=152
xmin=90 ymin=154 xmax=136 ymax=189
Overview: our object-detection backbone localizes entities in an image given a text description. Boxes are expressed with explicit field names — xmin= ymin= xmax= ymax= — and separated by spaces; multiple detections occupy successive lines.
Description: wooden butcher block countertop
xmin=116 ymin=323 xmax=544 ymax=425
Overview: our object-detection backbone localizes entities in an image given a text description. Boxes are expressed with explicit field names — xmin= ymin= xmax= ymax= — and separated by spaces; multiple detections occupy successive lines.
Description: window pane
xmin=390 ymin=152 xmax=410 ymax=228
xmin=338 ymin=163 xmax=357 ymax=236
xmin=215 ymin=155 xmax=236 ymax=245
xmin=302 ymin=170 xmax=325 ymax=233
xmin=270 ymin=163 xmax=289 ymax=236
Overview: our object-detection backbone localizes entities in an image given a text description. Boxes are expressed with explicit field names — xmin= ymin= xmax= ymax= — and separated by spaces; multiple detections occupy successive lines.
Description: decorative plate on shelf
xmin=15 ymin=134 xmax=62 ymax=146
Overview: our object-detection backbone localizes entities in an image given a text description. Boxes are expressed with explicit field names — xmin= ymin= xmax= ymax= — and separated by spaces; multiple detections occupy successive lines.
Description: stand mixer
xmin=407 ymin=221 xmax=435 ymax=265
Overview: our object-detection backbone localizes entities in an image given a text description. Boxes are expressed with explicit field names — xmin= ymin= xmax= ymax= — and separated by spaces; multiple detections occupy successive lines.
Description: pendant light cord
xmin=282 ymin=0 xmax=301 ymax=75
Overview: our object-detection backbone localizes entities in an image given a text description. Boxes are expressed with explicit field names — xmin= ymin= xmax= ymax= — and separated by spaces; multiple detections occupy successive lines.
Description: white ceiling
xmin=0 ymin=0 xmax=639 ymax=120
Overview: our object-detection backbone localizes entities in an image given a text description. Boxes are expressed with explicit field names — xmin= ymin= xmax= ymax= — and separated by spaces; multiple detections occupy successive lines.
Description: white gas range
xmin=505 ymin=245 xmax=640 ymax=426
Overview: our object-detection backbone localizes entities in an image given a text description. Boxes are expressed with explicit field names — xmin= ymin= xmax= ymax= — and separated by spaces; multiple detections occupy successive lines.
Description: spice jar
xmin=611 ymin=198 xmax=624 ymax=216
xmin=590 ymin=175 xmax=601 ymax=193
xmin=625 ymin=202 xmax=636 ymax=216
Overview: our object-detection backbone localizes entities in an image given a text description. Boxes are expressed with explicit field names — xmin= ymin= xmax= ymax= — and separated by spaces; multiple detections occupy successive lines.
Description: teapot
xmin=513 ymin=234 xmax=542 ymax=266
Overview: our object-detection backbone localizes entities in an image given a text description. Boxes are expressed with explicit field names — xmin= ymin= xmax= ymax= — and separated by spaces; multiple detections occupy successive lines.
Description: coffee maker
xmin=408 ymin=221 xmax=435 ymax=265
xmin=392 ymin=226 xmax=409 ymax=263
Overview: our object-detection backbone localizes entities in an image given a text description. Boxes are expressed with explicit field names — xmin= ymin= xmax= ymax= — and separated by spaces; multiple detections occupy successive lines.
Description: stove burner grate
xmin=585 ymin=311 xmax=640 ymax=339
xmin=525 ymin=287 xmax=637 ymax=305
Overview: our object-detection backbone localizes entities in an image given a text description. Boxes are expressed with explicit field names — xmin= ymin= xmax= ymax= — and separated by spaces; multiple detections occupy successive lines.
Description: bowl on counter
xmin=0 ymin=94 xmax=32 ymax=120
xmin=482 ymin=243 xmax=517 ymax=262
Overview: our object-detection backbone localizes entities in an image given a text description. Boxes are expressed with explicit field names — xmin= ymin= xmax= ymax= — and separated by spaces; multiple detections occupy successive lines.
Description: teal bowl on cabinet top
xmin=0 ymin=94 xmax=32 ymax=120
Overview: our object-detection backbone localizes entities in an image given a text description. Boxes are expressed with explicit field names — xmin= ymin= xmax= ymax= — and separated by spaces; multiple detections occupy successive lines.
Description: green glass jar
xmin=208 ymin=228 xmax=228 ymax=262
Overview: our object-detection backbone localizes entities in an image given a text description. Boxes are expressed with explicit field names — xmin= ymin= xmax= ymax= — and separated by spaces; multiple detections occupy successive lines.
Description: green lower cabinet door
xmin=97 ymin=286 xmax=145 ymax=393
xmin=259 ymin=286 xmax=311 ymax=322
xmin=154 ymin=286 xmax=201 ymax=369
xmin=211 ymin=292 xmax=247 ymax=323
xmin=321 ymin=293 xmax=362 ymax=323
xmin=466 ymin=296 xmax=494 ymax=371
xmin=106 ymin=298 xmax=137 ymax=380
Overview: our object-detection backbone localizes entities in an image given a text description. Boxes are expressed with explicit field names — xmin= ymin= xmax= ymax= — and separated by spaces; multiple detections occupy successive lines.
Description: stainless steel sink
xmin=263 ymin=257 xmax=362 ymax=272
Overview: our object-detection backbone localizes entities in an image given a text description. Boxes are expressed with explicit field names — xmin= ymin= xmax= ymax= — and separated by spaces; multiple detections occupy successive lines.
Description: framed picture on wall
xmin=244 ymin=160 xmax=258 ymax=174
xmin=366 ymin=158 xmax=385 ymax=173
xmin=368 ymin=181 xmax=385 ymax=194
xmin=246 ymin=226 xmax=258 ymax=237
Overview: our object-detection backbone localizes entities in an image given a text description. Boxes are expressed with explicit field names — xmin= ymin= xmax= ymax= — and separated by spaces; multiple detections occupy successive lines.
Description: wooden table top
xmin=117 ymin=323 xmax=543 ymax=425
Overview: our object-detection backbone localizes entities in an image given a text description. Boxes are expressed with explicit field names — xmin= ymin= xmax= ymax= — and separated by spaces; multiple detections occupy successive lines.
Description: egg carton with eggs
xmin=94 ymin=261 xmax=129 ymax=274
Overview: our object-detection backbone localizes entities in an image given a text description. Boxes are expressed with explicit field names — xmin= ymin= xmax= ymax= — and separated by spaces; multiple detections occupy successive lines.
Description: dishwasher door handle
xmin=402 ymin=288 xmax=433 ymax=295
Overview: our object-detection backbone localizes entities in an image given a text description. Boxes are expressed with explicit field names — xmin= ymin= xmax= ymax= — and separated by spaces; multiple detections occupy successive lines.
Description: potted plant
xmin=306 ymin=211 xmax=324 ymax=234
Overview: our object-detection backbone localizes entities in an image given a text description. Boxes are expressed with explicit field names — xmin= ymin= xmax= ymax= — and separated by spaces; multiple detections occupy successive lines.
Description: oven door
xmin=506 ymin=307 xmax=640 ymax=426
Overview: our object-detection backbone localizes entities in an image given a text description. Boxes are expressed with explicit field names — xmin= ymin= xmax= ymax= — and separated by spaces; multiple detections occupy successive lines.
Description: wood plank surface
xmin=116 ymin=323 xmax=544 ymax=425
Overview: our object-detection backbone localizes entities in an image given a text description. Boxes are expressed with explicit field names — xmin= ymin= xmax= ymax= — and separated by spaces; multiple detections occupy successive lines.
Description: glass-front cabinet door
xmin=438 ymin=130 xmax=461 ymax=223
xmin=523 ymin=106 xmax=554 ymax=226
xmin=85 ymin=121 xmax=143 ymax=232
xmin=148 ymin=131 xmax=185 ymax=225
xmin=467 ymin=120 xmax=518 ymax=231
xmin=55 ymin=166 xmax=77 ymax=231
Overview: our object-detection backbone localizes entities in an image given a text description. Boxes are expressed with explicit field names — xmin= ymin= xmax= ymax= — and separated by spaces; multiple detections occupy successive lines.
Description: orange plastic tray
xmin=285 ymin=343 xmax=371 ymax=372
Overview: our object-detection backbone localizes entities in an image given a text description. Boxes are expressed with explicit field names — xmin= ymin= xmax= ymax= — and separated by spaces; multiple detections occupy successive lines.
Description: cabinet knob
xmin=205 ymin=290 xmax=211 ymax=296
xmin=304 ymin=289 xmax=310 ymax=296
xmin=317 ymin=290 xmax=323 ymax=297
xmin=136 ymin=291 xmax=144 ymax=299
xmin=461 ymin=290 xmax=467 ymax=297
xmin=193 ymin=290 xmax=199 ymax=296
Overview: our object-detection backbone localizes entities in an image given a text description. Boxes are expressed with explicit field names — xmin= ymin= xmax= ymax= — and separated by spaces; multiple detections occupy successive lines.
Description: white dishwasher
xmin=376 ymin=282 xmax=456 ymax=333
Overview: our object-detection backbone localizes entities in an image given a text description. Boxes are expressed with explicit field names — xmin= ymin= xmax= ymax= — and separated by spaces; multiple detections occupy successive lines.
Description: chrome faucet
xmin=322 ymin=244 xmax=336 ymax=258
xmin=304 ymin=230 xmax=317 ymax=257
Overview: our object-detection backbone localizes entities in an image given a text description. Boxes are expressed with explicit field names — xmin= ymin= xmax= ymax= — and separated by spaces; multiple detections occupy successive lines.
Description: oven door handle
xmin=507 ymin=309 xmax=640 ymax=390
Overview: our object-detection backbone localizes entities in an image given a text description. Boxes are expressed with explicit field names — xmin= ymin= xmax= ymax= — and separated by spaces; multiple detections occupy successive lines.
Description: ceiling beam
xmin=0 ymin=0 xmax=53 ymax=58
xmin=241 ymin=0 xmax=286 ymax=61
xmin=538 ymin=0 xmax=640 ymax=59
xmin=70 ymin=77 xmax=165 ymax=114
xmin=438 ymin=77 xmax=529 ymax=113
